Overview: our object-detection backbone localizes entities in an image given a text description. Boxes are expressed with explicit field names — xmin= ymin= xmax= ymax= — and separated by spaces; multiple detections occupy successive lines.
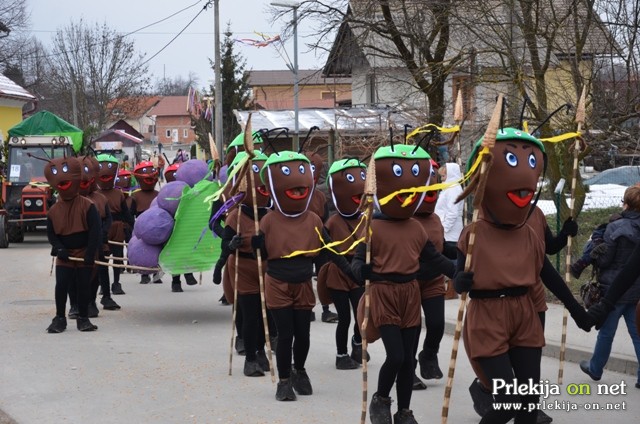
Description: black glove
xmin=251 ymin=234 xmax=264 ymax=251
xmin=589 ymin=243 xmax=608 ymax=261
xmin=50 ymin=246 xmax=58 ymax=257
xmin=567 ymin=302 xmax=593 ymax=332
xmin=453 ymin=271 xmax=474 ymax=294
xmin=56 ymin=248 xmax=69 ymax=261
xmin=588 ymin=299 xmax=615 ymax=330
xmin=84 ymin=254 xmax=95 ymax=266
xmin=229 ymin=235 xmax=242 ymax=250
xmin=560 ymin=217 xmax=578 ymax=237
xmin=360 ymin=264 xmax=373 ymax=283
xmin=213 ymin=261 xmax=223 ymax=285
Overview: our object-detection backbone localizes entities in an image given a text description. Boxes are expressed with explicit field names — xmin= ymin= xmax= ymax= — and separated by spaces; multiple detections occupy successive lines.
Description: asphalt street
xmin=0 ymin=231 xmax=638 ymax=423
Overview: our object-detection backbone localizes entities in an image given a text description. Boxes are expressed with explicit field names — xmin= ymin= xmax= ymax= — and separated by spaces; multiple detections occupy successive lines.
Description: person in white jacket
xmin=434 ymin=162 xmax=464 ymax=260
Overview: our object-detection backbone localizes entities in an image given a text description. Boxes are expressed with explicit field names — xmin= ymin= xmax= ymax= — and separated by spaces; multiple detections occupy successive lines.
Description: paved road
xmin=1 ymin=231 xmax=638 ymax=423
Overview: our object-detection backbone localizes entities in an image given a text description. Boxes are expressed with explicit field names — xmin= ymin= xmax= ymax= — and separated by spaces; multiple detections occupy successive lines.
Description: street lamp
xmin=271 ymin=1 xmax=301 ymax=151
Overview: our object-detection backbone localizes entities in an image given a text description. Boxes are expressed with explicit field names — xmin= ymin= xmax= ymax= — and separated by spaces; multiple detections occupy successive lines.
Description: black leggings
xmin=270 ymin=307 xmax=311 ymax=379
xmin=477 ymin=347 xmax=542 ymax=424
xmin=329 ymin=287 xmax=364 ymax=354
xmin=56 ymin=266 xmax=92 ymax=318
xmin=378 ymin=325 xmax=420 ymax=410
xmin=237 ymin=294 xmax=266 ymax=361
xmin=419 ymin=295 xmax=445 ymax=353
xmin=111 ymin=244 xmax=124 ymax=284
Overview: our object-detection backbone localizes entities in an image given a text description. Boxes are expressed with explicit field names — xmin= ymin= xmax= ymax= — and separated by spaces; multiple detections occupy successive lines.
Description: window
xmin=321 ymin=91 xmax=335 ymax=100
xmin=366 ymin=74 xmax=377 ymax=105
xmin=148 ymin=125 xmax=155 ymax=134
xmin=165 ymin=129 xmax=171 ymax=138
xmin=183 ymin=129 xmax=188 ymax=138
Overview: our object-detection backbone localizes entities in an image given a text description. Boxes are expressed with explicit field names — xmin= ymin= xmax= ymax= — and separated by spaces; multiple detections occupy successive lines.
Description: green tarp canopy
xmin=8 ymin=110 xmax=83 ymax=153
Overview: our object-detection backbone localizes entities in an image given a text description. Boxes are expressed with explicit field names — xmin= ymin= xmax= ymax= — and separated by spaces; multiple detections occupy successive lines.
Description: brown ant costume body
xmin=130 ymin=160 xmax=160 ymax=284
xmin=45 ymin=157 xmax=101 ymax=333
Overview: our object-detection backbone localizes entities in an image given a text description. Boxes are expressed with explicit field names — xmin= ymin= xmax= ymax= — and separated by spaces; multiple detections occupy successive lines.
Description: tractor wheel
xmin=0 ymin=215 xmax=8 ymax=248
xmin=8 ymin=223 xmax=24 ymax=243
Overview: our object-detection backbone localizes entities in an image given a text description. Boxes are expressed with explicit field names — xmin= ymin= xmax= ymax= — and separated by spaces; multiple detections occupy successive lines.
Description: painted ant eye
xmin=281 ymin=165 xmax=291 ymax=176
xmin=252 ymin=164 xmax=259 ymax=173
xmin=310 ymin=164 xmax=316 ymax=173
xmin=411 ymin=163 xmax=420 ymax=176
xmin=298 ymin=164 xmax=306 ymax=174
xmin=84 ymin=166 xmax=89 ymax=173
xmin=346 ymin=173 xmax=355 ymax=183
xmin=99 ymin=163 xmax=103 ymax=169
xmin=528 ymin=153 xmax=537 ymax=168
xmin=142 ymin=168 xmax=147 ymax=173
xmin=108 ymin=163 xmax=113 ymax=169
xmin=392 ymin=164 xmax=402 ymax=177
xmin=51 ymin=167 xmax=58 ymax=175
xmin=360 ymin=170 xmax=366 ymax=180
xmin=505 ymin=152 xmax=518 ymax=167
xmin=62 ymin=163 xmax=68 ymax=173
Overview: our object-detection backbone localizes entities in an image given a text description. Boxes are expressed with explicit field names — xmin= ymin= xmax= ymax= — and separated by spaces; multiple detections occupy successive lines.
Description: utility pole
xmin=71 ymin=69 xmax=78 ymax=127
xmin=214 ymin=0 xmax=224 ymax=163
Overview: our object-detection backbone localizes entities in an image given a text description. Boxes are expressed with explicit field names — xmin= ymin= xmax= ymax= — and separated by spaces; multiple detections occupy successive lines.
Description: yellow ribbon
xmin=539 ymin=131 xmax=581 ymax=143
xmin=203 ymin=155 xmax=250 ymax=204
xmin=406 ymin=124 xmax=460 ymax=142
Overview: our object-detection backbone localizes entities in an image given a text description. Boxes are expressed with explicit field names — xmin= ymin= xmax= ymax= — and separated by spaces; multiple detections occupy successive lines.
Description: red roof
xmin=107 ymin=96 xmax=162 ymax=119
xmin=149 ymin=96 xmax=190 ymax=117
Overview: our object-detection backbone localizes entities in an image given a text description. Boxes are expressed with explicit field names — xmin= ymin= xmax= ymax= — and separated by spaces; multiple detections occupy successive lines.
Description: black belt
xmin=469 ymin=286 xmax=528 ymax=299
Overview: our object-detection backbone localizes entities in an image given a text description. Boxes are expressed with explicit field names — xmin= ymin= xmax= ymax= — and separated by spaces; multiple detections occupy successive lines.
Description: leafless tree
xmin=154 ymin=72 xmax=199 ymax=96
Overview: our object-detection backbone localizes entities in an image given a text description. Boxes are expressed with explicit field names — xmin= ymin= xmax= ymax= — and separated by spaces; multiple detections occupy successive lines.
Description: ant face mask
xmin=116 ymin=169 xmax=133 ymax=190
xmin=328 ymin=158 xmax=366 ymax=218
xmin=374 ymin=145 xmax=432 ymax=220
xmin=260 ymin=151 xmax=314 ymax=217
xmin=44 ymin=157 xmax=82 ymax=201
xmin=96 ymin=154 xmax=119 ymax=190
xmin=79 ymin=157 xmax=95 ymax=196
xmin=415 ymin=159 xmax=440 ymax=215
xmin=134 ymin=161 xmax=158 ymax=191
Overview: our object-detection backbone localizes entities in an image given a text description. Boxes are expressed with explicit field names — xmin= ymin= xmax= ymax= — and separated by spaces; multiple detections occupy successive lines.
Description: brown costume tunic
xmin=225 ymin=207 xmax=266 ymax=295
xmin=308 ymin=188 xmax=328 ymax=222
xmin=260 ymin=211 xmax=321 ymax=309
xmin=48 ymin=195 xmax=98 ymax=268
xmin=458 ymin=218 xmax=545 ymax=359
xmin=526 ymin=206 xmax=552 ymax=312
xmin=101 ymin=188 xmax=128 ymax=242
xmin=415 ymin=213 xmax=446 ymax=299
xmin=131 ymin=189 xmax=159 ymax=216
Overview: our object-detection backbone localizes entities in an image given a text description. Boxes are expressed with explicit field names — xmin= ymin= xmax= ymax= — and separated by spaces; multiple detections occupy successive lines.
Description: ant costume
xmin=131 ymin=161 xmax=160 ymax=284
xmin=45 ymin=157 xmax=100 ymax=333
xmin=97 ymin=154 xmax=134 ymax=295
xmin=79 ymin=157 xmax=120 ymax=314
xmin=317 ymin=158 xmax=367 ymax=370
xmin=218 ymin=151 xmax=272 ymax=377
xmin=254 ymin=150 xmax=355 ymax=402
xmin=351 ymin=144 xmax=455 ymax=424
xmin=455 ymin=128 xmax=592 ymax=424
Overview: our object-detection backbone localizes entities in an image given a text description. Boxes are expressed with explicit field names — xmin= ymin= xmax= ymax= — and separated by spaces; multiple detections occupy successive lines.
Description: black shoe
xmin=469 ymin=378 xmax=493 ymax=418
xmin=68 ymin=305 xmax=79 ymax=320
xmin=369 ymin=393 xmax=392 ymax=424
xmin=336 ymin=355 xmax=359 ymax=370
xmin=310 ymin=311 xmax=316 ymax=322
xmin=579 ymin=360 xmax=601 ymax=381
xmin=418 ymin=349 xmax=443 ymax=380
xmin=185 ymin=273 xmax=198 ymax=286
xmin=635 ymin=382 xmax=640 ymax=389
xmin=140 ymin=275 xmax=150 ymax=284
xmin=46 ymin=316 xmax=67 ymax=333
xmin=256 ymin=350 xmax=270 ymax=372
xmin=537 ymin=409 xmax=553 ymax=424
xmin=76 ymin=317 xmax=98 ymax=332
xmin=235 ymin=336 xmax=246 ymax=355
xmin=219 ymin=295 xmax=230 ymax=306
xmin=393 ymin=408 xmax=418 ymax=424
xmin=351 ymin=337 xmax=370 ymax=364
xmin=275 ymin=379 xmax=296 ymax=401
xmin=88 ymin=302 xmax=99 ymax=318
xmin=100 ymin=296 xmax=121 ymax=310
xmin=111 ymin=282 xmax=126 ymax=294
xmin=172 ymin=282 xmax=183 ymax=293
xmin=290 ymin=367 xmax=313 ymax=395
xmin=152 ymin=273 xmax=163 ymax=284
xmin=321 ymin=310 xmax=339 ymax=323
xmin=412 ymin=373 xmax=427 ymax=390
xmin=243 ymin=360 xmax=265 ymax=377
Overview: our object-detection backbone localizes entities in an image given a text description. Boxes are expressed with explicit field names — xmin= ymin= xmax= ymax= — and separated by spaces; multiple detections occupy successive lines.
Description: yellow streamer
xmin=203 ymin=156 xmax=249 ymax=204
xmin=406 ymin=124 xmax=460 ymax=141
xmin=539 ymin=132 xmax=581 ymax=143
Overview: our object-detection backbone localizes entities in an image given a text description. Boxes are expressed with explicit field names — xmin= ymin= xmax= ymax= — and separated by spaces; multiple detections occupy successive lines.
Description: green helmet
xmin=373 ymin=144 xmax=431 ymax=161
xmin=260 ymin=151 xmax=309 ymax=184
xmin=96 ymin=153 xmax=119 ymax=164
xmin=229 ymin=150 xmax=268 ymax=171
xmin=467 ymin=127 xmax=545 ymax=171
xmin=328 ymin=158 xmax=366 ymax=175
xmin=226 ymin=131 xmax=264 ymax=154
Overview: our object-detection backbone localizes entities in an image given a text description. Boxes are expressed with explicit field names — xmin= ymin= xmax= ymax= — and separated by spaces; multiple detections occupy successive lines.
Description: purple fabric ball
xmin=156 ymin=181 xmax=188 ymax=216
xmin=174 ymin=159 xmax=209 ymax=187
xmin=127 ymin=235 xmax=161 ymax=273
xmin=133 ymin=206 xmax=174 ymax=245
xmin=219 ymin=165 xmax=228 ymax=184
xmin=150 ymin=197 xmax=158 ymax=208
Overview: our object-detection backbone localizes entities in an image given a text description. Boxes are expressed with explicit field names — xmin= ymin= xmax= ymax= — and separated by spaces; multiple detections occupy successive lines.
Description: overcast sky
xmin=26 ymin=0 xmax=327 ymax=89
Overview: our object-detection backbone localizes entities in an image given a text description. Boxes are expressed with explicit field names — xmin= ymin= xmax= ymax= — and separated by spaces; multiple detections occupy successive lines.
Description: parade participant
xmin=97 ymin=154 xmax=134 ymax=295
xmin=131 ymin=160 xmax=161 ymax=284
xmin=351 ymin=144 xmax=455 ymax=424
xmin=45 ymin=156 xmax=100 ymax=333
xmin=253 ymin=150 xmax=355 ymax=401
xmin=305 ymin=150 xmax=338 ymax=323
xmin=454 ymin=127 xmax=592 ymax=424
xmin=218 ymin=151 xmax=272 ymax=376
xmin=318 ymin=158 xmax=367 ymax=370
xmin=78 ymin=157 xmax=120 ymax=315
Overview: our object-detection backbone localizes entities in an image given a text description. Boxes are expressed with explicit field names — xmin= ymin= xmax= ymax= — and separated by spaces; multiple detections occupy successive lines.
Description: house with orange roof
xmin=106 ymin=96 xmax=161 ymax=142
xmin=148 ymin=96 xmax=195 ymax=146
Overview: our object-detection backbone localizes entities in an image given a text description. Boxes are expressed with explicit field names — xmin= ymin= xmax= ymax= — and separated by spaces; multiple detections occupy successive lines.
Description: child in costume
xmin=45 ymin=156 xmax=101 ymax=333
xmin=351 ymin=144 xmax=455 ymax=424
xmin=131 ymin=160 xmax=161 ymax=284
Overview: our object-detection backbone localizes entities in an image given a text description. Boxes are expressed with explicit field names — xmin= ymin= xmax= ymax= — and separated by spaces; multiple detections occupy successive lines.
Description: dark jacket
xmin=596 ymin=210 xmax=640 ymax=304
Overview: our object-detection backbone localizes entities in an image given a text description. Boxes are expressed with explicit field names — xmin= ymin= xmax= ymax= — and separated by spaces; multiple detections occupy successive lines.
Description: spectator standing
xmin=580 ymin=185 xmax=640 ymax=389
xmin=157 ymin=153 xmax=165 ymax=182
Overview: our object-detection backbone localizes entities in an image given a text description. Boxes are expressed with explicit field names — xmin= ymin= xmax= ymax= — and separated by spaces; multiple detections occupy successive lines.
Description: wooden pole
xmin=559 ymin=86 xmax=587 ymax=384
xmin=442 ymin=95 xmax=503 ymax=424
xmin=229 ymin=173 xmax=247 ymax=376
